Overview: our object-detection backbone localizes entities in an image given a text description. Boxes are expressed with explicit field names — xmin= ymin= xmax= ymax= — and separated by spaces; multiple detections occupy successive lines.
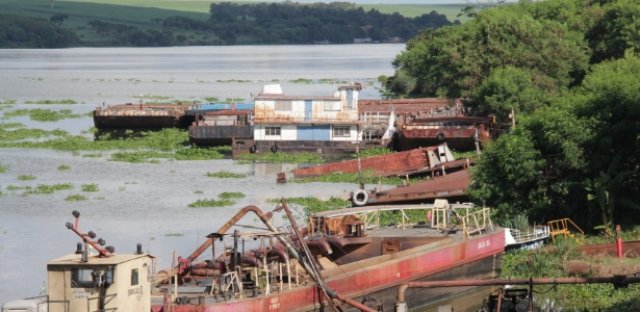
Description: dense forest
xmin=0 ymin=14 xmax=78 ymax=48
xmin=384 ymin=0 xmax=640 ymax=231
xmin=0 ymin=2 xmax=451 ymax=47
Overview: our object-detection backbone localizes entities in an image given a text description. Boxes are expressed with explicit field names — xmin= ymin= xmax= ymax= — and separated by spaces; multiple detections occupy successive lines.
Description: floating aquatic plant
xmin=206 ymin=171 xmax=246 ymax=179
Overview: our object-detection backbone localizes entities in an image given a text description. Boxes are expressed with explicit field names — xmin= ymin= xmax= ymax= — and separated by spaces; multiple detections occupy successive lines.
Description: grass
xmin=206 ymin=171 xmax=247 ymax=179
xmin=0 ymin=164 xmax=7 ymax=173
xmin=81 ymin=183 xmax=99 ymax=192
xmin=352 ymin=147 xmax=393 ymax=158
xmin=164 ymin=232 xmax=184 ymax=237
xmin=65 ymin=194 xmax=88 ymax=201
xmin=3 ymin=108 xmax=83 ymax=122
xmin=17 ymin=174 xmax=36 ymax=181
xmin=291 ymin=170 xmax=411 ymax=185
xmin=57 ymin=164 xmax=71 ymax=171
xmin=6 ymin=185 xmax=28 ymax=191
xmin=1 ymin=99 xmax=17 ymax=105
xmin=238 ymin=152 xmax=324 ymax=164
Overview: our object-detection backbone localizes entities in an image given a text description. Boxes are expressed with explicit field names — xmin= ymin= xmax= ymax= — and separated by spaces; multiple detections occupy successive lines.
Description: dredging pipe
xmin=396 ymin=276 xmax=640 ymax=312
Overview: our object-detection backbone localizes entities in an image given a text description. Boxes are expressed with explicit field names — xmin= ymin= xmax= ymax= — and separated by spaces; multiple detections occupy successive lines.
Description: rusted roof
xmin=358 ymin=98 xmax=461 ymax=114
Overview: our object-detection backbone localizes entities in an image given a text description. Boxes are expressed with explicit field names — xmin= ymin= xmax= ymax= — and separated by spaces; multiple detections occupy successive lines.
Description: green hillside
xmin=1 ymin=0 xmax=457 ymax=47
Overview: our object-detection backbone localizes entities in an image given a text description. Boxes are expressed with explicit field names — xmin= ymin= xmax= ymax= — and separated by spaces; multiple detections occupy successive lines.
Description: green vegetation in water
xmin=3 ymin=108 xmax=83 ymax=122
xmin=57 ymin=165 xmax=71 ymax=171
xmin=291 ymin=170 xmax=412 ymax=185
xmin=83 ymin=153 xmax=102 ymax=158
xmin=165 ymin=232 xmax=184 ymax=237
xmin=291 ymin=78 xmax=312 ymax=84
xmin=194 ymin=190 xmax=203 ymax=194
xmin=1 ymin=122 xmax=24 ymax=129
xmin=65 ymin=194 xmax=88 ymax=201
xmin=189 ymin=191 xmax=245 ymax=208
xmin=238 ymin=152 xmax=323 ymax=164
xmin=219 ymin=192 xmax=245 ymax=200
xmin=352 ymin=147 xmax=393 ymax=158
xmin=0 ymin=164 xmax=8 ymax=173
xmin=6 ymin=185 xmax=28 ymax=191
xmin=17 ymin=174 xmax=36 ymax=181
xmin=206 ymin=171 xmax=246 ymax=179
xmin=81 ymin=183 xmax=99 ymax=192
xmin=216 ymin=79 xmax=251 ymax=83
xmin=188 ymin=198 xmax=234 ymax=208
xmin=24 ymin=99 xmax=77 ymax=104
xmin=273 ymin=197 xmax=351 ymax=216
xmin=203 ymin=97 xmax=219 ymax=102
xmin=25 ymin=183 xmax=73 ymax=195
xmin=1 ymin=99 xmax=17 ymax=105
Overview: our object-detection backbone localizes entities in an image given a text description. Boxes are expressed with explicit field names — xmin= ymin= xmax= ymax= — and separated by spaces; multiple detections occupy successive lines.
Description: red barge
xmin=4 ymin=200 xmax=505 ymax=312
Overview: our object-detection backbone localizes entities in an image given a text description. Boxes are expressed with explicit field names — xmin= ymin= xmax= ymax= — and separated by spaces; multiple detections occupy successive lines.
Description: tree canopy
xmin=384 ymin=0 xmax=640 ymax=229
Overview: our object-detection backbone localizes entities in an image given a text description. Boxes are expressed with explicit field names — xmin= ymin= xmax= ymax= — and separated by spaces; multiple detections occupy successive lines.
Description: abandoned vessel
xmin=3 ymin=200 xmax=505 ymax=312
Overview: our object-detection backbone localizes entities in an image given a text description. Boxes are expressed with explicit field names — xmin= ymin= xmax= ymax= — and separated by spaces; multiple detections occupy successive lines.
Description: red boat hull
xmin=153 ymin=229 xmax=505 ymax=312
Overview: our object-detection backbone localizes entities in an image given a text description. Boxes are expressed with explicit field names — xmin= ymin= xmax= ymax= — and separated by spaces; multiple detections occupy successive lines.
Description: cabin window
xmin=71 ymin=268 xmax=95 ymax=288
xmin=323 ymin=101 xmax=341 ymax=111
xmin=275 ymin=101 xmax=292 ymax=111
xmin=333 ymin=126 xmax=350 ymax=137
xmin=265 ymin=126 xmax=281 ymax=136
xmin=131 ymin=268 xmax=139 ymax=286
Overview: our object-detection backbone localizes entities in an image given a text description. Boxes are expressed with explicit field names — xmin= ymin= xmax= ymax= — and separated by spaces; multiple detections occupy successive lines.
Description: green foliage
xmin=65 ymin=194 xmax=88 ymax=201
xmin=386 ymin=2 xmax=589 ymax=98
xmin=238 ymin=152 xmax=323 ymax=164
xmin=81 ymin=183 xmax=99 ymax=192
xmin=17 ymin=174 xmax=36 ymax=181
xmin=472 ymin=66 xmax=553 ymax=122
xmin=0 ymin=13 xmax=78 ymax=48
xmin=0 ymin=164 xmax=7 ymax=173
xmin=206 ymin=171 xmax=246 ymax=179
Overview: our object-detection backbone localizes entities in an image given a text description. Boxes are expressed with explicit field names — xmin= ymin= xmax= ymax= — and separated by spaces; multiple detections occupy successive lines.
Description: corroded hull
xmin=153 ymin=229 xmax=505 ymax=312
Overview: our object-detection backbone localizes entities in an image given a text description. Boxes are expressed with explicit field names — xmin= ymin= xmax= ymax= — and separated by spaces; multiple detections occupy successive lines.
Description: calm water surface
xmin=0 ymin=44 xmax=404 ymax=304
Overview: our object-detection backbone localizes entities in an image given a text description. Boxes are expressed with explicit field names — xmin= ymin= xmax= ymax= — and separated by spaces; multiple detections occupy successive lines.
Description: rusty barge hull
xmin=189 ymin=125 xmax=254 ymax=146
xmin=291 ymin=148 xmax=432 ymax=178
xmin=93 ymin=104 xmax=189 ymax=130
xmin=152 ymin=226 xmax=505 ymax=312
xmin=366 ymin=169 xmax=471 ymax=205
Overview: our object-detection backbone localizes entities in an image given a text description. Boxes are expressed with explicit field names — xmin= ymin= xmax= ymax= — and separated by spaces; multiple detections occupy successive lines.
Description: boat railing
xmin=460 ymin=207 xmax=494 ymax=238
xmin=509 ymin=225 xmax=550 ymax=244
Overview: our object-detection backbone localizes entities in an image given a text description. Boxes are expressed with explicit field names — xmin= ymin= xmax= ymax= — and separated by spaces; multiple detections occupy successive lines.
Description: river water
xmin=0 ymin=44 xmax=406 ymax=305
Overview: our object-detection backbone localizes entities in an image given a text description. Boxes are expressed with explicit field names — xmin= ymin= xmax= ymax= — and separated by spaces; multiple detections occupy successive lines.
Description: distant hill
xmin=0 ymin=0 xmax=461 ymax=47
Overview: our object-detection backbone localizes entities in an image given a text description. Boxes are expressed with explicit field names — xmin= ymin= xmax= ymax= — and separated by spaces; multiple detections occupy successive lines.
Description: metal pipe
xmin=403 ymin=276 xmax=640 ymax=288
xmin=333 ymin=292 xmax=377 ymax=312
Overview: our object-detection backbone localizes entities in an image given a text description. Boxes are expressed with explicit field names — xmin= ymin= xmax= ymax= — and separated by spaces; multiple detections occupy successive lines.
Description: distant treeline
xmin=0 ymin=2 xmax=451 ymax=48
xmin=0 ymin=14 xmax=78 ymax=48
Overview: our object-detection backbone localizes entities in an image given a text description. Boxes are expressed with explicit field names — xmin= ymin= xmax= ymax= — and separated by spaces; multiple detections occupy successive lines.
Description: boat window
xmin=131 ymin=268 xmax=139 ymax=286
xmin=71 ymin=268 xmax=95 ymax=288
xmin=265 ymin=126 xmax=281 ymax=136
xmin=333 ymin=126 xmax=350 ymax=137
xmin=275 ymin=101 xmax=292 ymax=111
